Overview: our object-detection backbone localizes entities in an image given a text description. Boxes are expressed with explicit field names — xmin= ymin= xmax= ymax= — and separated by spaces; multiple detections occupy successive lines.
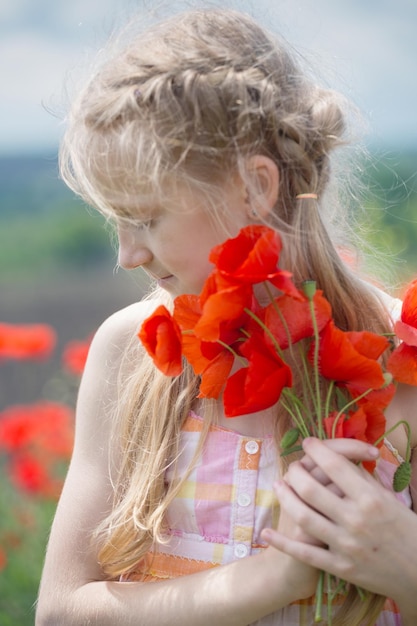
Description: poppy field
xmin=0 ymin=270 xmax=141 ymax=624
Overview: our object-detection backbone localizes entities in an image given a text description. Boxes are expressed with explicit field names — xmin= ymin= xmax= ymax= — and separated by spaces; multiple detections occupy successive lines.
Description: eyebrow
xmin=111 ymin=203 xmax=162 ymax=225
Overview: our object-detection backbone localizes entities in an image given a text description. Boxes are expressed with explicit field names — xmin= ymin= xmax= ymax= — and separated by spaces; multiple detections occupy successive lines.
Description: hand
xmin=260 ymin=438 xmax=379 ymax=601
xmin=261 ymin=437 xmax=417 ymax=606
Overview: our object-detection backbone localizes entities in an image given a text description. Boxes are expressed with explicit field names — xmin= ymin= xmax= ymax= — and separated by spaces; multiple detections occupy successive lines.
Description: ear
xmin=245 ymin=155 xmax=279 ymax=219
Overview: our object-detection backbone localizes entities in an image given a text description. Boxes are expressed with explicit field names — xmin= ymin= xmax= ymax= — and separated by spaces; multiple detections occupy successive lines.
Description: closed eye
xmin=136 ymin=217 xmax=157 ymax=231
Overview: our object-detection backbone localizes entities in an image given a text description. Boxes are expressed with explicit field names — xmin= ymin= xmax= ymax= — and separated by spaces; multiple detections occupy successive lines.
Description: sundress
xmin=124 ymin=411 xmax=411 ymax=626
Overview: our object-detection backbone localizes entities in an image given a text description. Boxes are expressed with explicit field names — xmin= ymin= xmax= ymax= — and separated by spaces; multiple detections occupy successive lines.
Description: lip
xmin=145 ymin=271 xmax=173 ymax=282
xmin=156 ymin=274 xmax=174 ymax=284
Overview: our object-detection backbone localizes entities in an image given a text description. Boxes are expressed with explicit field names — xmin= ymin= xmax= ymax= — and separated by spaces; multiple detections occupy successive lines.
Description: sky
xmin=1 ymin=0 xmax=416 ymax=155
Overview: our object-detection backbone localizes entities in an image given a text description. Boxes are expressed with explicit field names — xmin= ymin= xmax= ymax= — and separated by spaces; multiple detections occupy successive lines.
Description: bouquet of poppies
xmin=138 ymin=224 xmax=415 ymax=619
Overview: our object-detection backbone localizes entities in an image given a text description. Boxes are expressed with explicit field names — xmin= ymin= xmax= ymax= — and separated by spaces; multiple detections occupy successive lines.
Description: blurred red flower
xmin=0 ymin=322 xmax=56 ymax=360
xmin=9 ymin=453 xmax=52 ymax=496
xmin=62 ymin=337 xmax=92 ymax=376
xmin=0 ymin=547 xmax=7 ymax=572
xmin=0 ymin=401 xmax=74 ymax=457
xmin=0 ymin=402 xmax=74 ymax=497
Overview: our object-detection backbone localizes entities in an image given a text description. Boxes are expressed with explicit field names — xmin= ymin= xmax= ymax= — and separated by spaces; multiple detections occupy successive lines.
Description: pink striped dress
xmin=124 ymin=411 xmax=411 ymax=625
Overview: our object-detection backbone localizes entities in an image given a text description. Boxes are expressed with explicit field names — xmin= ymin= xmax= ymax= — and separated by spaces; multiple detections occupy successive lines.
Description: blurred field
xmin=0 ymin=268 xmax=144 ymax=410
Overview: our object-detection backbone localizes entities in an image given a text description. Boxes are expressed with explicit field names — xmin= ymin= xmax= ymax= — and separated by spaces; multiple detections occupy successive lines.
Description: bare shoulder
xmin=73 ymin=298 xmax=158 ymax=460
xmin=89 ymin=298 xmax=158 ymax=363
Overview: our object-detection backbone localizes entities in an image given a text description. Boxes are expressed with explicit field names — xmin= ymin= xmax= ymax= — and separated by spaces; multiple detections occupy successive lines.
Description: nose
xmin=117 ymin=227 xmax=153 ymax=270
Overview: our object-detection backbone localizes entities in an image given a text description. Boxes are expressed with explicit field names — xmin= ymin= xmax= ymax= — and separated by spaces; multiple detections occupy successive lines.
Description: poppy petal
xmin=209 ymin=225 xmax=283 ymax=283
xmin=265 ymin=290 xmax=332 ymax=350
xmin=400 ymin=279 xmax=417 ymax=328
xmin=313 ymin=321 xmax=386 ymax=392
xmin=394 ymin=320 xmax=417 ymax=347
xmin=387 ymin=343 xmax=417 ymax=385
xmin=198 ymin=351 xmax=234 ymax=398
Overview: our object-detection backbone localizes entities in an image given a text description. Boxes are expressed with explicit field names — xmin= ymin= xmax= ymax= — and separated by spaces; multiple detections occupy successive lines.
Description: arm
xmin=262 ymin=431 xmax=417 ymax=625
xmin=36 ymin=301 xmax=320 ymax=626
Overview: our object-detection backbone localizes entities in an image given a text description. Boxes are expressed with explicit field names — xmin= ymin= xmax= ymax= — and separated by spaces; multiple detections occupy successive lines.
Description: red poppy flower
xmin=0 ymin=322 xmax=56 ymax=360
xmin=194 ymin=271 xmax=253 ymax=342
xmin=350 ymin=382 xmax=396 ymax=411
xmin=265 ymin=290 xmax=332 ymax=350
xmin=138 ymin=305 xmax=183 ymax=376
xmin=209 ymin=225 xmax=301 ymax=298
xmin=62 ymin=338 xmax=92 ymax=375
xmin=312 ymin=321 xmax=388 ymax=394
xmin=387 ymin=280 xmax=417 ymax=385
xmin=323 ymin=402 xmax=386 ymax=473
xmin=174 ymin=294 xmax=237 ymax=398
xmin=223 ymin=336 xmax=292 ymax=417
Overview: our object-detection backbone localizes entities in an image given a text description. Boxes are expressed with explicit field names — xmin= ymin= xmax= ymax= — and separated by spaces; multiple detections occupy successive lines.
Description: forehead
xmin=99 ymin=178 xmax=216 ymax=225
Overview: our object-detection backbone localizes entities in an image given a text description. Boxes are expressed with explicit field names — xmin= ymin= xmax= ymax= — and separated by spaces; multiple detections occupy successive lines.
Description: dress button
xmin=234 ymin=544 xmax=249 ymax=558
xmin=245 ymin=440 xmax=259 ymax=454
xmin=237 ymin=493 xmax=251 ymax=507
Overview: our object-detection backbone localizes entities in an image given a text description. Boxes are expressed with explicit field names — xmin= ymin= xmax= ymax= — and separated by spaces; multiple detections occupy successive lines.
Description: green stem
xmin=216 ymin=339 xmax=246 ymax=367
xmin=243 ymin=307 xmax=285 ymax=360
xmin=327 ymin=573 xmax=333 ymax=626
xmin=297 ymin=343 xmax=318 ymax=419
xmin=324 ymin=380 xmax=335 ymax=421
xmin=330 ymin=386 xmax=376 ymax=438
xmin=314 ymin=571 xmax=325 ymax=623
xmin=374 ymin=419 xmax=412 ymax=461
xmin=263 ymin=282 xmax=296 ymax=362
xmin=280 ymin=393 xmax=312 ymax=438
xmin=308 ymin=297 xmax=323 ymax=438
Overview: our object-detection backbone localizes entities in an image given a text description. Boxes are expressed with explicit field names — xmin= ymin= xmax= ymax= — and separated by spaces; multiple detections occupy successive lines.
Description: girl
xmin=36 ymin=8 xmax=417 ymax=626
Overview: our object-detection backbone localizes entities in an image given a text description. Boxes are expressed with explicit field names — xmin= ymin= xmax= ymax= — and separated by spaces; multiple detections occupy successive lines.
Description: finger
xmin=261 ymin=527 xmax=350 ymax=582
xmin=300 ymin=437 xmax=379 ymax=471
xmin=274 ymin=479 xmax=338 ymax=546
xmin=303 ymin=466 xmax=344 ymax=497
xmin=285 ymin=461 xmax=344 ymax=496
xmin=283 ymin=462 xmax=348 ymax=522
xmin=301 ymin=438 xmax=378 ymax=499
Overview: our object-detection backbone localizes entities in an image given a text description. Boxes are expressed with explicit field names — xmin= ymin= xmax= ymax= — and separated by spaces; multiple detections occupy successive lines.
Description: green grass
xmin=0 ymin=475 xmax=59 ymax=625
xmin=0 ymin=202 xmax=113 ymax=280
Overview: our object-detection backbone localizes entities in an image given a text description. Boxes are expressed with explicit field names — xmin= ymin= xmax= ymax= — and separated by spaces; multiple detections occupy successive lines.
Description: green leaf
xmin=280 ymin=428 xmax=300 ymax=450
xmin=280 ymin=445 xmax=303 ymax=457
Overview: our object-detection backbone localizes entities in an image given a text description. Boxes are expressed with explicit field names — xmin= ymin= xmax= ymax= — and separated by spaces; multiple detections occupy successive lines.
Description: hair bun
xmin=308 ymin=88 xmax=346 ymax=157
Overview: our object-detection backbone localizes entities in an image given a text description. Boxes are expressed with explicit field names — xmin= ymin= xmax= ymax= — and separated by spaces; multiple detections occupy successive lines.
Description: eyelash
xmin=138 ymin=218 xmax=155 ymax=230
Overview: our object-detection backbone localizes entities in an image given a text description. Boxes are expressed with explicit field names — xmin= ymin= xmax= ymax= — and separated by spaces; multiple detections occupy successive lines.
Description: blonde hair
xmin=60 ymin=8 xmax=391 ymax=624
